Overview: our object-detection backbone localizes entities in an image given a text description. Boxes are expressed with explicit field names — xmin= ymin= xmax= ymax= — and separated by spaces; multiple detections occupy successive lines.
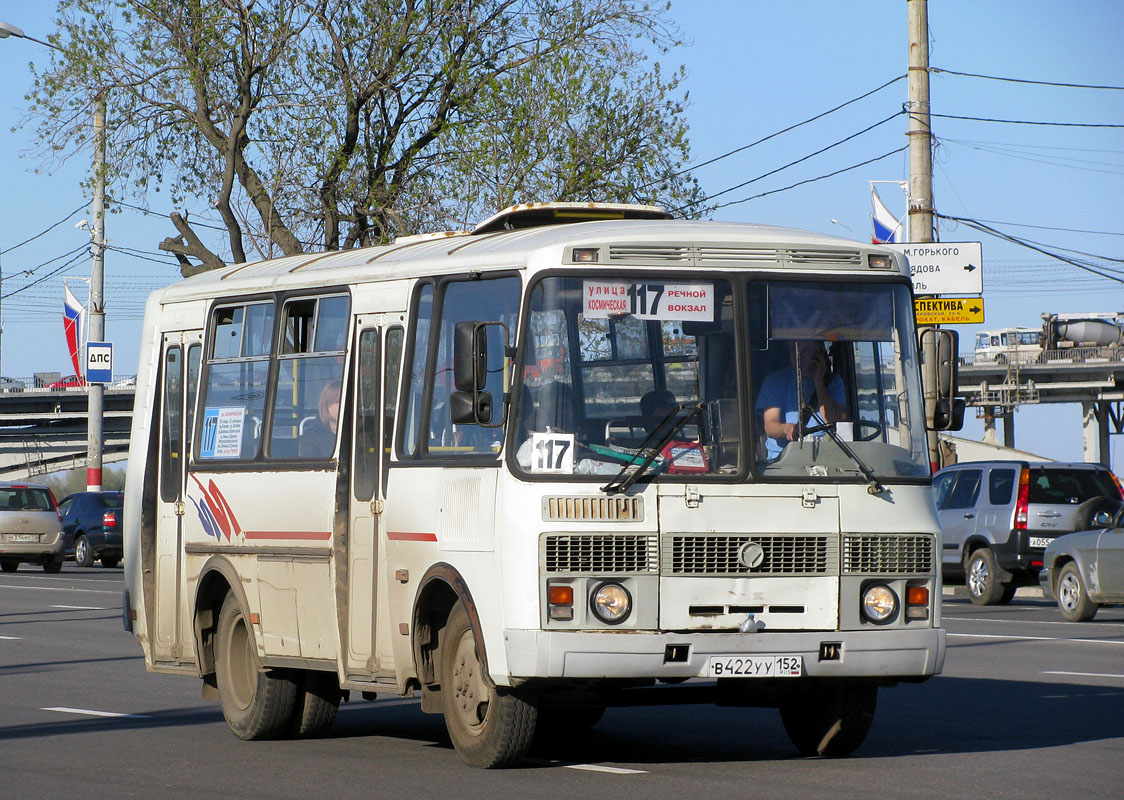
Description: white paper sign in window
xmin=582 ymin=281 xmax=714 ymax=321
xmin=528 ymin=432 xmax=575 ymax=473
xmin=199 ymin=407 xmax=246 ymax=459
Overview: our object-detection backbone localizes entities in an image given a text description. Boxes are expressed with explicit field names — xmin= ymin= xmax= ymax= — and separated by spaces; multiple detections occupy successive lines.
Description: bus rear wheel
xmin=288 ymin=669 xmax=341 ymax=737
xmin=779 ymin=679 xmax=877 ymax=757
xmin=440 ymin=601 xmax=537 ymax=768
xmin=215 ymin=595 xmax=297 ymax=740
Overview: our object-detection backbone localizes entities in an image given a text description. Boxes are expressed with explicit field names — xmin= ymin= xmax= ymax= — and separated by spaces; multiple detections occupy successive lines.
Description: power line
xmin=931 ymin=67 xmax=1124 ymax=91
xmin=704 ymin=146 xmax=908 ymax=213
xmin=4 ymin=243 xmax=89 ymax=280
xmin=654 ymin=74 xmax=906 ymax=185
xmin=675 ymin=113 xmax=903 ymax=213
xmin=0 ymin=203 xmax=88 ymax=255
xmin=930 ymin=112 xmax=1124 ymax=129
xmin=937 ymin=214 xmax=1124 ymax=283
xmin=1 ymin=249 xmax=91 ymax=300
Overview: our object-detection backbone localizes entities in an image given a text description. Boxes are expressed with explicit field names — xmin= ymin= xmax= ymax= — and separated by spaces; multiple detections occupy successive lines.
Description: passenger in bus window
xmin=755 ymin=340 xmax=846 ymax=460
xmin=300 ymin=380 xmax=342 ymax=457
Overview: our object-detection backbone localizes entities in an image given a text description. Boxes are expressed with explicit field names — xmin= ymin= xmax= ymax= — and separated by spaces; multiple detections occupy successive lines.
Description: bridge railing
xmin=0 ymin=375 xmax=137 ymax=392
xmin=961 ymin=347 xmax=1124 ymax=367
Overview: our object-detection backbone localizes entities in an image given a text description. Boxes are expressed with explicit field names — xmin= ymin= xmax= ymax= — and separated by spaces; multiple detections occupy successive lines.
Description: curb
xmin=941 ymin=585 xmax=1044 ymax=599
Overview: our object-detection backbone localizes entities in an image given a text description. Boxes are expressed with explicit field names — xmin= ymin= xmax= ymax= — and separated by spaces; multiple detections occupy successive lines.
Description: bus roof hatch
xmin=471 ymin=201 xmax=672 ymax=235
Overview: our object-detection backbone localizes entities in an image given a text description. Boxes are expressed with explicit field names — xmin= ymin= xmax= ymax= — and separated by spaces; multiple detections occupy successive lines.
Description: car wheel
xmin=75 ymin=534 xmax=94 ymax=568
xmin=0 ymin=558 xmax=19 ymax=573
xmin=43 ymin=556 xmax=63 ymax=574
xmin=100 ymin=555 xmax=120 ymax=568
xmin=779 ymin=679 xmax=878 ymax=757
xmin=1056 ymin=562 xmax=1098 ymax=622
xmin=997 ymin=584 xmax=1017 ymax=605
xmin=965 ymin=548 xmax=1007 ymax=605
xmin=440 ymin=601 xmax=537 ymax=768
xmin=214 ymin=594 xmax=298 ymax=740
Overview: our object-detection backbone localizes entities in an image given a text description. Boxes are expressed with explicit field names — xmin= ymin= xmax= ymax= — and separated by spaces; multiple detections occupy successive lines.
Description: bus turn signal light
xmin=548 ymin=583 xmax=574 ymax=621
xmin=906 ymin=585 xmax=929 ymax=619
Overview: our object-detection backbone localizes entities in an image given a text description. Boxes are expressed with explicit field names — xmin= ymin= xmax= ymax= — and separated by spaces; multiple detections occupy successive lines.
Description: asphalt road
xmin=2 ymin=566 xmax=1120 ymax=799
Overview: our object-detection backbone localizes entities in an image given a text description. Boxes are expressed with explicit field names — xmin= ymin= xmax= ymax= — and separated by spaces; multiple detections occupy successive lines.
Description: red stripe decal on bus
xmin=387 ymin=531 xmax=438 ymax=542
xmin=242 ymin=530 xmax=333 ymax=540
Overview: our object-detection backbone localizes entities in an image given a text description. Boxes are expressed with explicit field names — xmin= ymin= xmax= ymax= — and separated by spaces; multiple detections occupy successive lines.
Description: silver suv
xmin=934 ymin=461 xmax=1123 ymax=605
xmin=0 ymin=481 xmax=65 ymax=573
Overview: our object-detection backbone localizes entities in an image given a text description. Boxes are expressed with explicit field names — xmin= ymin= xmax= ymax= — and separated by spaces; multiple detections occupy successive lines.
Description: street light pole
xmin=2 ymin=19 xmax=107 ymax=489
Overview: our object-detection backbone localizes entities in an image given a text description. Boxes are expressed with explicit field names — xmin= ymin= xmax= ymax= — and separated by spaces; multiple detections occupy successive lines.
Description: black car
xmin=59 ymin=491 xmax=123 ymax=568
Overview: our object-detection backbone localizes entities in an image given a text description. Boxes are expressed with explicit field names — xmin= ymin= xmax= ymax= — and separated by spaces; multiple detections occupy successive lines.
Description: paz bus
xmin=123 ymin=202 xmax=948 ymax=767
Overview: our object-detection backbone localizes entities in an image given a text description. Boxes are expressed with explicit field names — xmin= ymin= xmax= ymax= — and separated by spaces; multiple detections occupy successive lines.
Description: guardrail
xmin=960 ymin=347 xmax=1124 ymax=366
xmin=0 ymin=375 xmax=137 ymax=392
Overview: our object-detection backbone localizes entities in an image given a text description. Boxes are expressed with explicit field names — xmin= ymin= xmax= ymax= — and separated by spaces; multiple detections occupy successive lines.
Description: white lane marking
xmin=42 ymin=706 xmax=150 ymax=719
xmin=0 ymin=634 xmax=21 ymax=640
xmin=565 ymin=764 xmax=647 ymax=775
xmin=949 ymin=632 xmax=1124 ymax=646
xmin=50 ymin=604 xmax=108 ymax=610
xmin=1043 ymin=670 xmax=1124 ymax=680
xmin=525 ymin=758 xmax=646 ymax=774
xmin=0 ymin=583 xmax=120 ymax=595
xmin=945 ymin=615 xmax=1124 ymax=627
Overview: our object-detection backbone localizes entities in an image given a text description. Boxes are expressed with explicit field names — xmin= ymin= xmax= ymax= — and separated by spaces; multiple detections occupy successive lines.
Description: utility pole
xmin=87 ymin=88 xmax=106 ymax=492
xmin=907 ymin=0 xmax=940 ymax=470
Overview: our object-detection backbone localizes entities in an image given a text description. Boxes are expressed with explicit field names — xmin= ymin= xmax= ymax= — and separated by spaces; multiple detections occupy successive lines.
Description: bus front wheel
xmin=215 ymin=594 xmax=297 ymax=740
xmin=779 ymin=679 xmax=877 ymax=757
xmin=440 ymin=601 xmax=537 ymax=768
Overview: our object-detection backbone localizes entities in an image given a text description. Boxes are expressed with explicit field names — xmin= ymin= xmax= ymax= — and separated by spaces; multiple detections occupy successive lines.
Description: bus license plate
xmin=1029 ymin=537 xmax=1053 ymax=548
xmin=707 ymin=655 xmax=803 ymax=678
xmin=7 ymin=534 xmax=39 ymax=542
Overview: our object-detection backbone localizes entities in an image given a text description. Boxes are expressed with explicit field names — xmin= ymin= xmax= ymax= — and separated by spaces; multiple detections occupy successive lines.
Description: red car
xmin=47 ymin=375 xmax=86 ymax=389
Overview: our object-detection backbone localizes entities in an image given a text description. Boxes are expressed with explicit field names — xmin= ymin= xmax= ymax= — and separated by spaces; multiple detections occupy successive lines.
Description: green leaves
xmin=24 ymin=0 xmax=705 ymax=271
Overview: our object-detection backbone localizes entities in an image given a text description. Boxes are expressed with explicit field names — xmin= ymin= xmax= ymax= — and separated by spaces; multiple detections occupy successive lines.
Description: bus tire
xmin=215 ymin=594 xmax=297 ymax=740
xmin=288 ymin=670 xmax=341 ymax=738
xmin=779 ymin=679 xmax=877 ymax=757
xmin=440 ymin=601 xmax=536 ymax=768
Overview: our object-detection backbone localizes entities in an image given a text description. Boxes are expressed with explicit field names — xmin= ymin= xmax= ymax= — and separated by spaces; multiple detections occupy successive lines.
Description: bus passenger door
xmin=154 ymin=330 xmax=203 ymax=662
xmin=346 ymin=322 xmax=401 ymax=677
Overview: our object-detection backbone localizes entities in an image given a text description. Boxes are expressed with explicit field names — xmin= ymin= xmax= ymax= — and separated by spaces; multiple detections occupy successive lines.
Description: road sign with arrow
xmin=914 ymin=296 xmax=985 ymax=325
xmin=884 ymin=241 xmax=983 ymax=295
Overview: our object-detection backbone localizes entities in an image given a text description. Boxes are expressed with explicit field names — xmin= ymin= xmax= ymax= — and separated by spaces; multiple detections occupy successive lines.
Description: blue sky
xmin=0 ymin=1 xmax=1121 ymax=468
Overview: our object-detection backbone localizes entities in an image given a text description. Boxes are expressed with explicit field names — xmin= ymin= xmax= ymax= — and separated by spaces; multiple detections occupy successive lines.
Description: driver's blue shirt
xmin=755 ymin=367 xmax=846 ymax=459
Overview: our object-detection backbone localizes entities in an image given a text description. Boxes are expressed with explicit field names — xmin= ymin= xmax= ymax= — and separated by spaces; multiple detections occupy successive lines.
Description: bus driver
xmin=755 ymin=340 xmax=846 ymax=460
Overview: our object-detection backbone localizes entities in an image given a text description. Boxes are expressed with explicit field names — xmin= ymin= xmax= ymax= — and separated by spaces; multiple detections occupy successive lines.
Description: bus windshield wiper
xmin=601 ymin=402 xmax=702 ymax=495
xmin=801 ymin=405 xmax=884 ymax=495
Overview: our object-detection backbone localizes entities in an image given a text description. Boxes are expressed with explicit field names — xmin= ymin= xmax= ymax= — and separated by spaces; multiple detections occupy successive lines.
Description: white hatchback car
xmin=0 ymin=482 xmax=65 ymax=573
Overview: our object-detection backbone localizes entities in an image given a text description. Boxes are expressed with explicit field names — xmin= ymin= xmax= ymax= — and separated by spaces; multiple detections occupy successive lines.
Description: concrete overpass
xmin=958 ymin=347 xmax=1124 ymax=467
xmin=0 ymin=386 xmax=134 ymax=480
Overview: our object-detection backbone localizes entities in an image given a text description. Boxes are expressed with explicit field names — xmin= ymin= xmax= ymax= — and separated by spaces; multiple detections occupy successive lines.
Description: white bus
xmin=123 ymin=202 xmax=946 ymax=767
xmin=972 ymin=327 xmax=1042 ymax=364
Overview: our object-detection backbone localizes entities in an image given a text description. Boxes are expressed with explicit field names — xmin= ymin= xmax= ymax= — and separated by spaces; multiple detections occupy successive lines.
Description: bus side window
xmin=198 ymin=301 xmax=274 ymax=461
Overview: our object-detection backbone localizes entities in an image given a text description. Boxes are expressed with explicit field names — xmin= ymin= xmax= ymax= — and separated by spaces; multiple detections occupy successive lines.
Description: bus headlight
xmin=590 ymin=582 xmax=632 ymax=625
xmin=861 ymin=583 xmax=898 ymax=624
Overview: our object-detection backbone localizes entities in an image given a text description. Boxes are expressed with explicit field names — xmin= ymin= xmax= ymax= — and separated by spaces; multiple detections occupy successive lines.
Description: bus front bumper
xmin=504 ymin=626 xmax=946 ymax=681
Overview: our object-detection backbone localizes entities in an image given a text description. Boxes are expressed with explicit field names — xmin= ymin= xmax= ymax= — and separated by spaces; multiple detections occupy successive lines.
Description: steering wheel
xmin=800 ymin=419 xmax=884 ymax=441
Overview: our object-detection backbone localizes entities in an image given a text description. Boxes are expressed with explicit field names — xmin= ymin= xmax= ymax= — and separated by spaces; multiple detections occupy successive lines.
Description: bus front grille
xmin=543 ymin=534 xmax=658 ymax=574
xmin=842 ymin=534 xmax=935 ymax=574
xmin=664 ymin=534 xmax=835 ymax=576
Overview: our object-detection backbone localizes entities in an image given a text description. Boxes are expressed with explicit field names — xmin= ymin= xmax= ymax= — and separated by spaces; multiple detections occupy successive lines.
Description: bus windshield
xmin=511 ymin=274 xmax=928 ymax=482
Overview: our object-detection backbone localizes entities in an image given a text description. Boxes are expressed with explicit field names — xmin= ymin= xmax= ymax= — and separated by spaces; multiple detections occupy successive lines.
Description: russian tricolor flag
xmin=63 ymin=283 xmax=85 ymax=378
xmin=871 ymin=185 xmax=903 ymax=244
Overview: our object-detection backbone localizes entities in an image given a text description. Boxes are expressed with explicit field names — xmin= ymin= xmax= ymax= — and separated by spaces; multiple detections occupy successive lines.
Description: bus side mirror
xmin=452 ymin=320 xmax=509 ymax=426
xmin=920 ymin=327 xmax=963 ymax=431
xmin=450 ymin=389 xmax=493 ymax=424
xmin=454 ymin=321 xmax=487 ymax=392
xmin=933 ymin=397 xmax=966 ymax=431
